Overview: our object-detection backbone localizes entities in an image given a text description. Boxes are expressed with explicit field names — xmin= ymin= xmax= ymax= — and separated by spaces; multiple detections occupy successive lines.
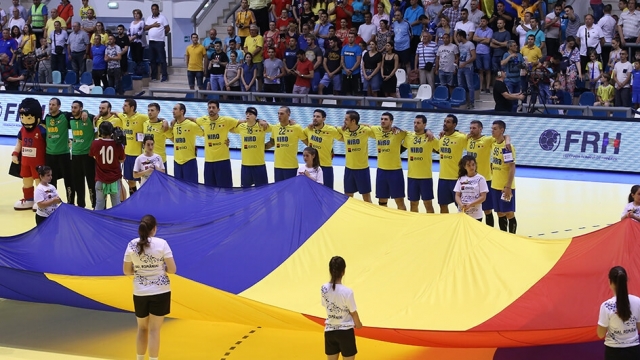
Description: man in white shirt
xmin=598 ymin=4 xmax=617 ymax=66
xmin=577 ymin=14 xmax=605 ymax=71
xmin=8 ymin=8 xmax=25 ymax=32
xmin=468 ymin=0 xmax=484 ymax=27
xmin=544 ymin=4 xmax=562 ymax=58
xmin=616 ymin=0 xmax=640 ymax=58
xmin=8 ymin=0 xmax=27 ymax=22
xmin=454 ymin=8 xmax=475 ymax=45
xmin=49 ymin=21 xmax=67 ymax=78
xmin=613 ymin=49 xmax=633 ymax=107
xmin=144 ymin=3 xmax=170 ymax=82
xmin=514 ymin=11 xmax=531 ymax=49
xmin=358 ymin=12 xmax=377 ymax=43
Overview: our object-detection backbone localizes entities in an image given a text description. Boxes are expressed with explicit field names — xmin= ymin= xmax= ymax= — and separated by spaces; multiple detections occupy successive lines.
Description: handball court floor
xmin=0 ymin=139 xmax=635 ymax=360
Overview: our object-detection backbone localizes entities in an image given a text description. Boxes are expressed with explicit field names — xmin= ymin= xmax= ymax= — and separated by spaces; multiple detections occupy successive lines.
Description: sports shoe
xmin=468 ymin=103 xmax=475 ymax=110
xmin=150 ymin=78 xmax=158 ymax=82
xmin=161 ymin=77 xmax=168 ymax=82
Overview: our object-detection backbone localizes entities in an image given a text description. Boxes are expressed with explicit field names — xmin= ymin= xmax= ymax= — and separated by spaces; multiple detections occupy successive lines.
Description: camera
xmin=238 ymin=23 xmax=244 ymax=29
xmin=113 ymin=127 xmax=127 ymax=146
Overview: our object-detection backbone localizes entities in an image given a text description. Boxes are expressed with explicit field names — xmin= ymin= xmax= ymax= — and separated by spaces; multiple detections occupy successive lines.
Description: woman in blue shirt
xmin=90 ymin=35 xmax=108 ymax=87
xmin=241 ymin=52 xmax=257 ymax=100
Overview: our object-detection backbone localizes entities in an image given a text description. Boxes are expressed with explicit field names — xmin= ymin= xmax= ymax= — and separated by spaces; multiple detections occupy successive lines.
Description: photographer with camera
xmin=34 ymin=37 xmax=51 ymax=83
xmin=493 ymin=70 xmax=525 ymax=112
xmin=89 ymin=121 xmax=125 ymax=210
xmin=500 ymin=40 xmax=525 ymax=112
xmin=0 ymin=52 xmax=24 ymax=90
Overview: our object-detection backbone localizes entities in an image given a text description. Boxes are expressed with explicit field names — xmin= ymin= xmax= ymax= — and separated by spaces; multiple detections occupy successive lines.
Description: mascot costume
xmin=11 ymin=98 xmax=46 ymax=211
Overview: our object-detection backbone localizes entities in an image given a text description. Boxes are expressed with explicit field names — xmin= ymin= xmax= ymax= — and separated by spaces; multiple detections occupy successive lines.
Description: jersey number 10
xmin=100 ymin=146 xmax=114 ymax=164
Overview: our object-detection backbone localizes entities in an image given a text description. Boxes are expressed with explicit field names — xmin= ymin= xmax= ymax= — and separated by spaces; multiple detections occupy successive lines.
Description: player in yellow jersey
xmin=230 ymin=107 xmax=270 ymax=187
xmin=144 ymin=103 xmax=173 ymax=169
xmin=490 ymin=120 xmax=517 ymax=234
xmin=170 ymin=103 xmax=204 ymax=183
xmin=369 ymin=112 xmax=407 ymax=210
xmin=303 ymin=109 xmax=343 ymax=189
xmin=338 ymin=110 xmax=372 ymax=202
xmin=404 ymin=115 xmax=439 ymax=213
xmin=265 ymin=106 xmax=308 ymax=182
xmin=437 ymin=114 xmax=468 ymax=213
xmin=116 ymin=99 xmax=150 ymax=196
xmin=94 ymin=101 xmax=122 ymax=130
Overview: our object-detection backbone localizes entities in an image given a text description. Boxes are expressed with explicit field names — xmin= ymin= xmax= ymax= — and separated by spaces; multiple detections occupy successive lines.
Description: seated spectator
xmin=0 ymin=52 xmax=24 ymax=90
xmin=594 ymin=73 xmax=614 ymax=106
xmin=35 ymin=37 xmax=52 ymax=83
xmin=90 ymin=35 xmax=107 ymax=87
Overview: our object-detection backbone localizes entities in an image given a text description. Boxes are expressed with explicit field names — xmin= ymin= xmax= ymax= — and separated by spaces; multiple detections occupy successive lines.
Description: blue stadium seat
xmin=398 ymin=83 xmax=412 ymax=99
xmin=611 ymin=111 xmax=627 ymax=118
xmin=591 ymin=109 xmax=609 ymax=118
xmin=121 ymin=74 xmax=133 ymax=92
xmin=473 ymin=73 xmax=480 ymax=91
xmin=91 ymin=86 xmax=103 ymax=94
xmin=450 ymin=87 xmax=466 ymax=107
xmin=578 ymin=92 xmax=595 ymax=106
xmin=80 ymin=72 xmax=92 ymax=86
xmin=64 ymin=71 xmax=77 ymax=85
xmin=103 ymin=87 xmax=116 ymax=95
xmin=562 ymin=91 xmax=572 ymax=105
xmin=46 ymin=87 xmax=59 ymax=94
xmin=52 ymin=71 xmax=62 ymax=84
xmin=128 ymin=60 xmax=136 ymax=74
xmin=566 ymin=109 xmax=584 ymax=116
xmin=185 ymin=93 xmax=195 ymax=99
xmin=421 ymin=100 xmax=434 ymax=109
xmin=432 ymin=86 xmax=449 ymax=102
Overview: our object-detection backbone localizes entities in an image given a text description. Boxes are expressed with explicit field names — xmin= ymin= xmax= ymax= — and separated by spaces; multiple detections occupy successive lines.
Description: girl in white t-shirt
xmin=123 ymin=215 xmax=176 ymax=360
xmin=621 ymin=185 xmax=640 ymax=222
xmin=297 ymin=146 xmax=324 ymax=184
xmin=454 ymin=155 xmax=489 ymax=220
xmin=597 ymin=266 xmax=640 ymax=360
xmin=133 ymin=135 xmax=166 ymax=186
xmin=34 ymin=165 xmax=62 ymax=225
xmin=321 ymin=256 xmax=362 ymax=360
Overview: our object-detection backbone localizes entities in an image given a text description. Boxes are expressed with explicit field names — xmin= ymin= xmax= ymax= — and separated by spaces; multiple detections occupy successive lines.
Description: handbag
xmin=420 ymin=43 xmax=434 ymax=71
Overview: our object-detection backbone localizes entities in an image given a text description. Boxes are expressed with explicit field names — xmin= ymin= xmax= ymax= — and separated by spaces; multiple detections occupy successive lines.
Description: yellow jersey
xmin=231 ymin=122 xmax=269 ymax=166
xmin=271 ymin=123 xmax=307 ymax=169
xmin=95 ymin=115 xmax=123 ymax=131
xmin=369 ymin=126 xmax=405 ymax=170
xmin=491 ymin=141 xmax=516 ymax=190
xmin=304 ymin=124 xmax=342 ymax=167
xmin=404 ymin=132 xmax=439 ymax=179
xmin=339 ymin=125 xmax=372 ymax=170
xmin=143 ymin=120 xmax=173 ymax=163
xmin=438 ymin=131 xmax=467 ymax=180
xmin=466 ymin=136 xmax=495 ymax=181
xmin=185 ymin=44 xmax=207 ymax=72
xmin=117 ymin=112 xmax=148 ymax=156
xmin=172 ymin=120 xmax=204 ymax=165
xmin=196 ymin=116 xmax=239 ymax=162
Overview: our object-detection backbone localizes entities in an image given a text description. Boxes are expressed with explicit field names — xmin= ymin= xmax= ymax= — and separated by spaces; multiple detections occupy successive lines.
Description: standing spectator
xmin=381 ymin=41 xmax=399 ymax=97
xmin=404 ymin=0 xmax=425 ymax=58
xmin=0 ymin=53 xmax=24 ymax=91
xmin=491 ymin=19 xmax=509 ymax=75
xmin=91 ymin=21 xmax=107 ymax=45
xmin=144 ymin=4 xmax=170 ymax=82
xmin=526 ymin=17 xmax=545 ymax=52
xmin=203 ymin=29 xmax=221 ymax=60
xmin=373 ymin=2 xmax=389 ymax=31
xmin=79 ymin=0 xmax=94 ymax=21
xmin=9 ymin=8 xmax=25 ymax=33
xmin=392 ymin=10 xmax=412 ymax=72
xmin=224 ymin=50 xmax=242 ymax=97
xmin=318 ymin=37 xmax=342 ymax=98
xmin=454 ymin=8 xmax=475 ymax=45
xmin=298 ymin=1 xmax=315 ymax=33
xmin=250 ymin=0 xmax=270 ymax=35
xmin=577 ymin=14 xmax=604 ymax=71
xmin=9 ymin=0 xmax=28 ymax=23
xmin=520 ymin=34 xmax=541 ymax=105
xmin=351 ymin=0 xmax=368 ymax=30
xmin=493 ymin=70 xmax=525 ymax=111
xmin=244 ymin=25 xmax=264 ymax=91
xmin=473 ymin=16 xmax=492 ymax=94
xmin=335 ymin=19 xmax=349 ymax=44
xmin=35 ymin=37 xmax=52 ymax=83
xmin=435 ymin=17 xmax=453 ymax=46
xmin=506 ymin=0 xmax=541 ymax=22
xmin=56 ymin=0 xmax=73 ymax=29
xmin=613 ymin=49 xmax=633 ymax=107
xmin=617 ymin=0 xmax=640 ymax=59
xmin=375 ymin=20 xmax=393 ymax=51
xmin=276 ymin=9 xmax=293 ymax=33
xmin=415 ymin=31 xmax=437 ymax=90
xmin=283 ymin=37 xmax=298 ymax=94
xmin=362 ymin=39 xmax=382 ymax=97
xmin=208 ymin=41 xmax=229 ymax=91
xmin=0 ymin=29 xmax=17 ymax=63
xmin=558 ymin=36 xmax=581 ymax=99
xmin=334 ymin=0 xmax=354 ymax=29
xmin=81 ymin=8 xmax=97 ymax=39
xmin=185 ymin=33 xmax=207 ymax=90
xmin=264 ymin=21 xmax=280 ymax=46
xmin=435 ymin=33 xmax=458 ymax=95
xmin=128 ymin=9 xmax=145 ymax=65
xmin=468 ymin=0 xmax=484 ymax=27
xmin=305 ymin=33 xmax=323 ymax=91
xmin=545 ymin=4 xmax=563 ymax=59
xmin=632 ymin=60 xmax=640 ymax=109
xmin=500 ymin=40 xmax=524 ymax=111
xmin=563 ymin=5 xmax=582 ymax=39
xmin=105 ymin=34 xmax=123 ymax=94
xmin=358 ymin=13 xmax=377 ymax=44
xmin=263 ymin=47 xmax=285 ymax=101
xmin=340 ymin=32 xmax=362 ymax=96
xmin=489 ymin=2 xmax=513 ymax=35
xmin=442 ymin=0 xmax=461 ymax=27
xmin=67 ymin=22 xmax=90 ymax=82
xmin=115 ymin=25 xmax=130 ymax=74
xmin=90 ymin=35 xmax=107 ymax=87
xmin=590 ymin=0 xmax=604 ymax=22
xmin=49 ymin=21 xmax=67 ymax=78
xmin=44 ymin=8 xmax=65 ymax=41
xmin=241 ymin=52 xmax=257 ymax=94
xmin=293 ymin=49 xmax=314 ymax=102
xmin=11 ymin=25 xmax=22 ymax=47
xmin=514 ymin=12 xmax=532 ymax=49
xmin=456 ymin=30 xmax=476 ymax=109
xmin=298 ymin=23 xmax=312 ymax=50
xmin=598 ymin=5 xmax=617 ymax=67
xmin=27 ymin=0 xmax=48 ymax=43
xmin=227 ymin=39 xmax=244 ymax=63
xmin=224 ymin=25 xmax=241 ymax=52
xmin=236 ymin=0 xmax=255 ymax=47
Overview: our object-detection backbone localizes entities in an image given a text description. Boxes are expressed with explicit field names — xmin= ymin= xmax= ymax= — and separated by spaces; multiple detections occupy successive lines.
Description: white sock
xmin=150 ymin=357 xmax=158 ymax=360
xmin=137 ymin=355 xmax=144 ymax=360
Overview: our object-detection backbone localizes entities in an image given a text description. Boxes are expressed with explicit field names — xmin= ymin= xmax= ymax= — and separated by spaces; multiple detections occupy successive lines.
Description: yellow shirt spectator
xmin=92 ymin=32 xmax=108 ymax=45
xmin=521 ymin=45 xmax=542 ymax=64
xmin=186 ymin=42 xmax=208 ymax=72
xmin=79 ymin=5 xmax=94 ymax=20
xmin=597 ymin=84 xmax=614 ymax=103
xmin=21 ymin=34 xmax=36 ymax=55
xmin=244 ymin=34 xmax=264 ymax=63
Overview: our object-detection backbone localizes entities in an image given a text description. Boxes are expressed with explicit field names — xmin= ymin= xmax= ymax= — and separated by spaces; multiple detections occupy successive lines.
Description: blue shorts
xmin=407 ymin=178 xmax=434 ymax=201
xmin=174 ymin=159 xmax=199 ymax=183
xmin=204 ymin=159 xmax=233 ymax=187
xmin=633 ymin=91 xmax=640 ymax=104
xmin=241 ymin=164 xmax=268 ymax=187
xmin=123 ymin=155 xmax=140 ymax=181
xmin=482 ymin=180 xmax=494 ymax=211
xmin=344 ymin=167 xmax=371 ymax=195
xmin=439 ymin=72 xmax=454 ymax=86
xmin=362 ymin=70 xmax=382 ymax=92
xmin=319 ymin=73 xmax=342 ymax=92
xmin=490 ymin=187 xmax=516 ymax=213
xmin=376 ymin=169 xmax=405 ymax=199
xmin=475 ymin=53 xmax=491 ymax=71
xmin=437 ymin=178 xmax=457 ymax=205
xmin=275 ymin=168 xmax=297 ymax=182
xmin=321 ymin=166 xmax=334 ymax=189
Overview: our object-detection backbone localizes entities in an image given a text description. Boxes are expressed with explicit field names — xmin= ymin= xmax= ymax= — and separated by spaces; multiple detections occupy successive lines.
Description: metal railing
xmin=530 ymin=104 xmax=634 ymax=118
xmin=192 ymin=0 xmax=220 ymax=34
xmin=0 ymin=82 xmax=74 ymax=92
xmin=148 ymin=88 xmax=199 ymax=97
xmin=225 ymin=4 xmax=242 ymax=25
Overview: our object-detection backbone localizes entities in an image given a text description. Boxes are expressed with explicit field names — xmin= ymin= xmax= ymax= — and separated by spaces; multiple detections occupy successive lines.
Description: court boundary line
xmin=220 ymin=326 xmax=262 ymax=360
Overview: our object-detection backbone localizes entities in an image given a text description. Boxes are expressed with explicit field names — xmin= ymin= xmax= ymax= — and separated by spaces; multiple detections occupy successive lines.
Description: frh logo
xmin=539 ymin=129 xmax=621 ymax=154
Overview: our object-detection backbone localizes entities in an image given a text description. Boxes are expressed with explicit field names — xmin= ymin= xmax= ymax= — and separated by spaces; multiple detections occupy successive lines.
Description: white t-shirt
xmin=613 ymin=61 xmax=633 ymax=89
xmin=123 ymin=237 xmax=173 ymax=296
xmin=598 ymin=295 xmax=640 ymax=348
xmin=454 ymin=20 xmax=476 ymax=39
xmin=358 ymin=23 xmax=378 ymax=43
xmin=577 ymin=24 xmax=604 ymax=56
xmin=34 ymin=183 xmax=60 ymax=217
xmin=622 ymin=202 xmax=640 ymax=221
xmin=515 ymin=25 xmax=529 ymax=49
xmin=453 ymin=174 xmax=489 ymax=219
xmin=297 ymin=165 xmax=324 ymax=184
xmin=436 ymin=43 xmax=459 ymax=73
xmin=133 ymin=153 xmax=165 ymax=185
xmin=598 ymin=14 xmax=617 ymax=42
xmin=145 ymin=14 xmax=169 ymax=42
xmin=321 ymin=283 xmax=357 ymax=332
